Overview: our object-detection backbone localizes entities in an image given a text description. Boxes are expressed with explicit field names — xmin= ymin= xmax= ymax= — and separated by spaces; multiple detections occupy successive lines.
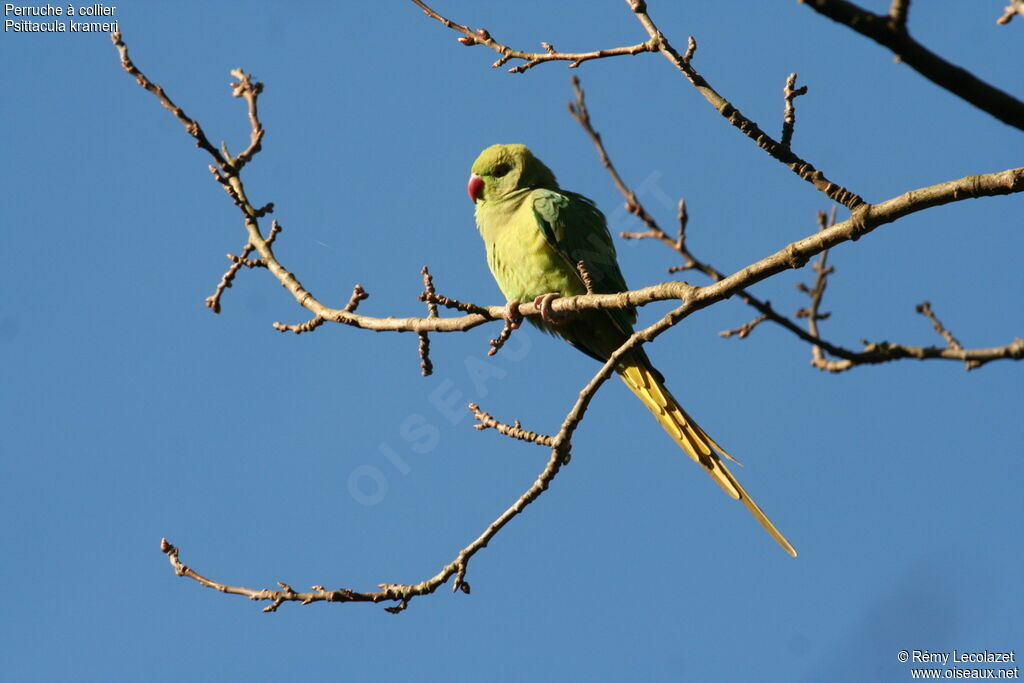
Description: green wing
xmin=531 ymin=190 xmax=629 ymax=297
xmin=530 ymin=188 xmax=638 ymax=360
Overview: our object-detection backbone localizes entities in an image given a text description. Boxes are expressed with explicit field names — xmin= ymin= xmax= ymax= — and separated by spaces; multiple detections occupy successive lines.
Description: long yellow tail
xmin=618 ymin=357 xmax=797 ymax=557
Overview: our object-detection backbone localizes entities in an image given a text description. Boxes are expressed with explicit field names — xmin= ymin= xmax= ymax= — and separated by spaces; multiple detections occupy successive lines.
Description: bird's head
xmin=467 ymin=144 xmax=558 ymax=203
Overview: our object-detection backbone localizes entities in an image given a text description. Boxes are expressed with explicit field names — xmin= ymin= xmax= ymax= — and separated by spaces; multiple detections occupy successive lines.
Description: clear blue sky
xmin=2 ymin=2 xmax=1021 ymax=681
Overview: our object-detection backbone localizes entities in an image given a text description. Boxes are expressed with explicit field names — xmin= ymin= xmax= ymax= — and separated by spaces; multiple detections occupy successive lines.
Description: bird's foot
xmin=503 ymin=299 xmax=523 ymax=329
xmin=533 ymin=292 xmax=563 ymax=326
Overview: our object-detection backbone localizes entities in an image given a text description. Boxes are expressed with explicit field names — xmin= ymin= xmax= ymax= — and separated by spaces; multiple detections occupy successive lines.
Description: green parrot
xmin=468 ymin=143 xmax=796 ymax=557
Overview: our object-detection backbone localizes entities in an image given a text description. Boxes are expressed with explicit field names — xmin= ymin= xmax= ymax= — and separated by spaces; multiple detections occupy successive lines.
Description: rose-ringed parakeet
xmin=468 ymin=143 xmax=796 ymax=557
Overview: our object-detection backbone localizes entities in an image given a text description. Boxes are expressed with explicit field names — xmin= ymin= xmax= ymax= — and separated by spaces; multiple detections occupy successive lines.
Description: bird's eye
xmin=492 ymin=165 xmax=510 ymax=178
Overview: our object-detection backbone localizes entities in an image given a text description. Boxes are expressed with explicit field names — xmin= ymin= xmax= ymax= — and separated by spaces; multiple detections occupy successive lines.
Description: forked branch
xmin=115 ymin=16 xmax=1023 ymax=611
xmin=569 ymin=76 xmax=1023 ymax=373
xmin=411 ymin=0 xmax=657 ymax=73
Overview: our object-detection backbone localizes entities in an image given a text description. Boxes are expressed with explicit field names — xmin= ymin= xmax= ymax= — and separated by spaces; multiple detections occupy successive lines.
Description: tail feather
xmin=618 ymin=357 xmax=797 ymax=557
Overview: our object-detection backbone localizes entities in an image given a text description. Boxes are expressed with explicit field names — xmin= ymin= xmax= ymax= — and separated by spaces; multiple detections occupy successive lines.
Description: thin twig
xmin=781 ymin=73 xmax=808 ymax=149
xmin=273 ymin=316 xmax=325 ymax=334
xmin=229 ymin=69 xmax=265 ymax=171
xmin=567 ymin=77 xmax=662 ymax=232
xmin=803 ymin=337 xmax=1024 ymax=373
xmin=666 ymin=199 xmax=696 ymax=272
xmin=915 ymin=301 xmax=980 ymax=370
xmin=916 ymin=301 xmax=962 ymax=351
xmin=411 ymin=0 xmax=657 ymax=73
xmin=719 ymin=314 xmax=769 ymax=339
xmin=205 ymin=243 xmax=258 ymax=314
xmin=344 ymin=284 xmax=369 ymax=313
xmin=420 ymin=292 xmax=490 ymax=317
xmin=205 ymin=220 xmax=282 ymax=313
xmin=469 ymin=404 xmax=555 ymax=447
xmin=419 ymin=267 xmax=437 ymax=376
xmin=487 ymin=317 xmax=518 ymax=357
xmin=796 ymin=208 xmax=838 ymax=367
xmin=112 ymin=31 xmax=231 ymax=170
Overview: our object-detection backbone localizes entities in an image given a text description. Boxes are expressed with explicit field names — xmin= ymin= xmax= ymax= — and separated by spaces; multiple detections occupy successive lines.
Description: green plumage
xmin=470 ymin=144 xmax=635 ymax=362
xmin=468 ymin=143 xmax=796 ymax=556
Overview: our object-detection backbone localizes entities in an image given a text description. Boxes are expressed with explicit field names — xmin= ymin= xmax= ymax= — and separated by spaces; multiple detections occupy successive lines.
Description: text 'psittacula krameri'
xmin=468 ymin=143 xmax=796 ymax=557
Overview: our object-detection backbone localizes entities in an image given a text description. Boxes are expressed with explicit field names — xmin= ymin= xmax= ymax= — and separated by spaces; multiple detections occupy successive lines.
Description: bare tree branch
xmin=114 ymin=14 xmax=1024 ymax=611
xmin=625 ymin=5 xmax=864 ymax=208
xmin=120 ymin=33 xmax=936 ymax=340
xmin=916 ymin=301 xmax=964 ymax=354
xmin=804 ymin=333 xmax=1024 ymax=373
xmin=207 ymin=214 xmax=280 ymax=314
xmin=798 ymin=0 xmax=1024 ymax=130
xmin=419 ymin=0 xmax=867 ymax=209
xmin=162 ymin=390 xmax=572 ymax=611
xmin=569 ymin=76 xmax=1024 ymax=373
xmin=205 ymin=243 xmax=259 ymax=314
xmin=470 ymin=404 xmax=556 ymax=448
xmin=793 ymin=214 xmax=1023 ymax=373
xmin=411 ymin=0 xmax=657 ymax=73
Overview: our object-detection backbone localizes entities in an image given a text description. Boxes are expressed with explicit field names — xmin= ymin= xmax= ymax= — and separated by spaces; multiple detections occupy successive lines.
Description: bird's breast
xmin=479 ymin=201 xmax=580 ymax=303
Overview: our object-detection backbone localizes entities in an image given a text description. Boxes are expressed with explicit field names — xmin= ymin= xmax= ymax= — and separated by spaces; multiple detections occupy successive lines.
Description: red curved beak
xmin=467 ymin=174 xmax=484 ymax=203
